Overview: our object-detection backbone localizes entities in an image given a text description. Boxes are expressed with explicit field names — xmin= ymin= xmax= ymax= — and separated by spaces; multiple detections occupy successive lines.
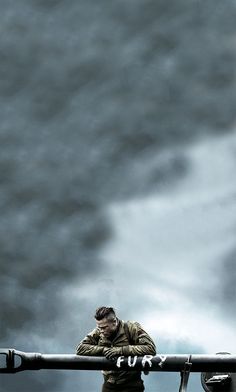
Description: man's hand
xmin=103 ymin=347 xmax=123 ymax=359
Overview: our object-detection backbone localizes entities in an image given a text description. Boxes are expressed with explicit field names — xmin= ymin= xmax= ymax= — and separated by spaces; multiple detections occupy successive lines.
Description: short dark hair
xmin=94 ymin=306 xmax=116 ymax=321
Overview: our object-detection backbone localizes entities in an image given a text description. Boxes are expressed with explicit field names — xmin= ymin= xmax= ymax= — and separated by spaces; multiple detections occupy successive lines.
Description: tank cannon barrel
xmin=1 ymin=349 xmax=236 ymax=374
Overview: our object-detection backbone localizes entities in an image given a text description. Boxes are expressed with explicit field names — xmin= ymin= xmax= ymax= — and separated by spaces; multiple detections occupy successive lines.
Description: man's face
xmin=96 ymin=317 xmax=118 ymax=338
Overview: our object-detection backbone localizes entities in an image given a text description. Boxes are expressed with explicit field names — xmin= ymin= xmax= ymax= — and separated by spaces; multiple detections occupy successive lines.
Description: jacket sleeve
xmin=122 ymin=322 xmax=156 ymax=357
xmin=76 ymin=329 xmax=105 ymax=356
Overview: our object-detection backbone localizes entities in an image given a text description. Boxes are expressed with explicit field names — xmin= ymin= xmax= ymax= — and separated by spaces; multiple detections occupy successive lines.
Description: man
xmin=76 ymin=306 xmax=156 ymax=392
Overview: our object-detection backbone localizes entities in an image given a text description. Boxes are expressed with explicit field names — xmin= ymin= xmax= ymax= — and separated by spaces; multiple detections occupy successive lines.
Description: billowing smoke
xmin=1 ymin=0 xmax=236 ymax=391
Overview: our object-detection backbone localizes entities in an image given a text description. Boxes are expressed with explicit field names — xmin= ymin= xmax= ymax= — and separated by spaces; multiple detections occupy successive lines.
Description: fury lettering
xmin=116 ymin=355 xmax=154 ymax=369
xmin=116 ymin=356 xmax=125 ymax=368
xmin=158 ymin=355 xmax=167 ymax=368
xmin=141 ymin=355 xmax=153 ymax=368
xmin=128 ymin=356 xmax=138 ymax=367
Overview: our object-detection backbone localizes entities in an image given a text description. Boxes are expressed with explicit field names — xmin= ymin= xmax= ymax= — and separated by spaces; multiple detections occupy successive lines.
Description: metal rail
xmin=1 ymin=349 xmax=236 ymax=374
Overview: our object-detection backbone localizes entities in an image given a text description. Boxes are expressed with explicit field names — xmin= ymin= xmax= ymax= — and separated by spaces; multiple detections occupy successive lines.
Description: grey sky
xmin=1 ymin=1 xmax=236 ymax=391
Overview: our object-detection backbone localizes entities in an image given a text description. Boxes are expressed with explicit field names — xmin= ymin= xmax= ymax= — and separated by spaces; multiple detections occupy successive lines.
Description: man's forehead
xmin=96 ymin=318 xmax=110 ymax=326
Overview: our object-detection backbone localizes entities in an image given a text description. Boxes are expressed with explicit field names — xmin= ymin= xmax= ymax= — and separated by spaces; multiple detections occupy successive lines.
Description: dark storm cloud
xmin=2 ymin=0 xmax=236 ymax=136
xmin=1 ymin=0 xmax=236 ymax=391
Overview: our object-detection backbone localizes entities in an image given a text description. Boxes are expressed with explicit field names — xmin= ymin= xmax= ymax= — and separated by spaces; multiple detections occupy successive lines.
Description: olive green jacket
xmin=76 ymin=320 xmax=156 ymax=385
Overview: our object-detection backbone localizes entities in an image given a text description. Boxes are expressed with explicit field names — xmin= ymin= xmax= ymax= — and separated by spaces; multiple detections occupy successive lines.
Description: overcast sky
xmin=1 ymin=1 xmax=236 ymax=392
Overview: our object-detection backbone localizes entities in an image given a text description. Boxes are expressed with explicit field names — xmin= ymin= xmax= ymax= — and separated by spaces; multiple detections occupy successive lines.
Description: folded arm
xmin=76 ymin=330 xmax=105 ymax=356
xmin=104 ymin=323 xmax=156 ymax=359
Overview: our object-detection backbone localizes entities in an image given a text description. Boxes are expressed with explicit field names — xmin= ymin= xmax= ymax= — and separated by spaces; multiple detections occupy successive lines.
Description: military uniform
xmin=76 ymin=320 xmax=156 ymax=391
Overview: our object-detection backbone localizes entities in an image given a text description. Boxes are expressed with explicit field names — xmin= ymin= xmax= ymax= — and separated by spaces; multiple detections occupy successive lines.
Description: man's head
xmin=94 ymin=306 xmax=118 ymax=338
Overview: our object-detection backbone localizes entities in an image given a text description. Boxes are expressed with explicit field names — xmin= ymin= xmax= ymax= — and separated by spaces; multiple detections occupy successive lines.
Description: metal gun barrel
xmin=1 ymin=349 xmax=236 ymax=374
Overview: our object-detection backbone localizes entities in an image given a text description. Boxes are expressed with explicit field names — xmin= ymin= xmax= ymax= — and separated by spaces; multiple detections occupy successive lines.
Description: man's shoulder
xmin=87 ymin=327 xmax=101 ymax=339
xmin=125 ymin=320 xmax=142 ymax=329
xmin=125 ymin=320 xmax=152 ymax=337
xmin=123 ymin=320 xmax=142 ymax=340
